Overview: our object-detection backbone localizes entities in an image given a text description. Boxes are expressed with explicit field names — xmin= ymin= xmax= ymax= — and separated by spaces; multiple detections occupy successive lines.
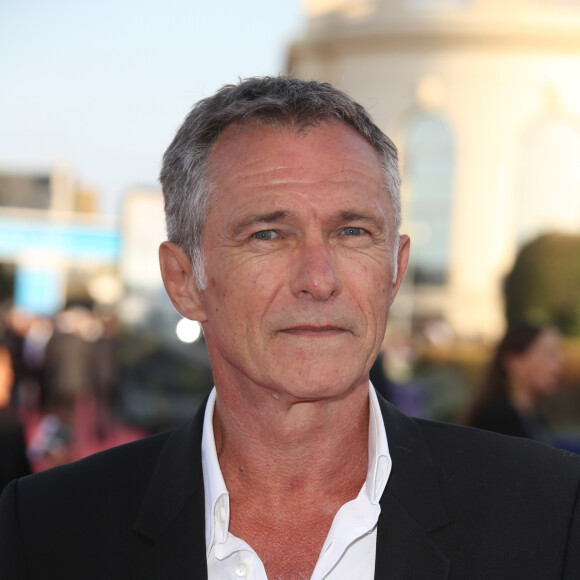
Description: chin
xmin=278 ymin=372 xmax=367 ymax=402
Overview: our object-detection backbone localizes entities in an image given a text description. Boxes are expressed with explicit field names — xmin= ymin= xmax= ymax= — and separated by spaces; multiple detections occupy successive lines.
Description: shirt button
xmin=235 ymin=563 xmax=249 ymax=577
xmin=219 ymin=506 xmax=226 ymax=522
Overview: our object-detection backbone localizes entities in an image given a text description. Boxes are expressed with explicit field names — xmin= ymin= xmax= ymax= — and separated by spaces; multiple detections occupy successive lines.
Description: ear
xmin=389 ymin=234 xmax=410 ymax=306
xmin=159 ymin=242 xmax=208 ymax=322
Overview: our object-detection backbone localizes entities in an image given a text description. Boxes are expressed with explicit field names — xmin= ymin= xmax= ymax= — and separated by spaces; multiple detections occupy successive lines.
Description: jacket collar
xmin=131 ymin=399 xmax=208 ymax=578
xmin=375 ymin=394 xmax=450 ymax=579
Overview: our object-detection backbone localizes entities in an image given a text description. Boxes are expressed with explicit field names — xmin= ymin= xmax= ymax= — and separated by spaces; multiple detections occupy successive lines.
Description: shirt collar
xmin=367 ymin=381 xmax=391 ymax=504
xmin=201 ymin=382 xmax=391 ymax=553
xmin=201 ymin=388 xmax=229 ymax=554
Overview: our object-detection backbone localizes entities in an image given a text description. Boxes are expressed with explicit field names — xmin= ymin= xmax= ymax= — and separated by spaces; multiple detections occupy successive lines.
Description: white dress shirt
xmin=201 ymin=384 xmax=391 ymax=579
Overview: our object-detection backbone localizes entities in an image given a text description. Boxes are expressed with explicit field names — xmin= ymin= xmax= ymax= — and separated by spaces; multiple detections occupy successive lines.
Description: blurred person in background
xmin=464 ymin=321 xmax=562 ymax=442
xmin=0 ymin=307 xmax=47 ymax=415
xmin=27 ymin=306 xmax=98 ymax=470
xmin=0 ymin=341 xmax=31 ymax=493
xmin=32 ymin=307 xmax=132 ymax=467
xmin=41 ymin=306 xmax=100 ymax=423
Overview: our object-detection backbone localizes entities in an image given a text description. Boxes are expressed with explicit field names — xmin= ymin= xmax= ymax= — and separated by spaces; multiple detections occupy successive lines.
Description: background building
xmin=288 ymin=0 xmax=580 ymax=340
xmin=0 ymin=165 xmax=119 ymax=315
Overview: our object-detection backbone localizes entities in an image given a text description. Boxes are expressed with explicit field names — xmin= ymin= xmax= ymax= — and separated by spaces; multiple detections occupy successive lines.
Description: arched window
xmin=516 ymin=117 xmax=580 ymax=245
xmin=404 ymin=112 xmax=454 ymax=285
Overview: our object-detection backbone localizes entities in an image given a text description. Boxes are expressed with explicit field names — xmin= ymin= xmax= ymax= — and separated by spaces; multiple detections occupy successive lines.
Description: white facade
xmin=289 ymin=0 xmax=580 ymax=339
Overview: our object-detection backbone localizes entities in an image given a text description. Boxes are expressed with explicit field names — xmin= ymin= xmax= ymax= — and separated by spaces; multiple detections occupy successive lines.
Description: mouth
xmin=280 ymin=325 xmax=347 ymax=336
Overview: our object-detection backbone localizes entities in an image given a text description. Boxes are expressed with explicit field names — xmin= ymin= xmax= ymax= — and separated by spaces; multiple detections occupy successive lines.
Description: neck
xmin=211 ymin=380 xmax=371 ymax=580
xmin=213 ymin=380 xmax=370 ymax=502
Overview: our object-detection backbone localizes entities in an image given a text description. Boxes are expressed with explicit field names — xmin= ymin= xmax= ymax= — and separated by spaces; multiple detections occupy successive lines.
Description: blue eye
xmin=342 ymin=227 xmax=364 ymax=236
xmin=252 ymin=230 xmax=278 ymax=240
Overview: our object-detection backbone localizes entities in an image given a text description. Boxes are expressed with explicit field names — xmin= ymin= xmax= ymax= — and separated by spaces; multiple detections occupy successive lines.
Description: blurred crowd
xmin=0 ymin=304 xmax=146 ymax=492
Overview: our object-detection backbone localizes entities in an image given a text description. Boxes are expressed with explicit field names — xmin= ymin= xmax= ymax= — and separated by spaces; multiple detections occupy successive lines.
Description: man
xmin=1 ymin=76 xmax=579 ymax=579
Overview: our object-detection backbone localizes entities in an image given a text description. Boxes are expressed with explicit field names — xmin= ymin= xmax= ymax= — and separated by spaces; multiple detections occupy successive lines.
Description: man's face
xmin=193 ymin=121 xmax=409 ymax=402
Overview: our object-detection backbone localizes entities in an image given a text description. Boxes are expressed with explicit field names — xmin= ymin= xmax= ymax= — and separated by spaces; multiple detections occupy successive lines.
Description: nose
xmin=290 ymin=235 xmax=341 ymax=301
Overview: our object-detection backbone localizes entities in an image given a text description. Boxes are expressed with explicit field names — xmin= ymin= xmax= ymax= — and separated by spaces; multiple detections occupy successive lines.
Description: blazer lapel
xmin=130 ymin=401 xmax=209 ymax=579
xmin=375 ymin=395 xmax=450 ymax=579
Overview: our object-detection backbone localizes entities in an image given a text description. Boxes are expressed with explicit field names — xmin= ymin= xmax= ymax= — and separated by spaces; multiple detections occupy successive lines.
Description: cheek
xmin=538 ymin=356 xmax=560 ymax=381
xmin=364 ymin=266 xmax=392 ymax=309
xmin=351 ymin=279 xmax=391 ymax=332
xmin=524 ymin=357 xmax=556 ymax=392
xmin=211 ymin=266 xmax=282 ymax=329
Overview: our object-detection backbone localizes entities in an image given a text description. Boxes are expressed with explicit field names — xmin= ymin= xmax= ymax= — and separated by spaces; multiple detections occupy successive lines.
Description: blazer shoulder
xmin=378 ymin=392 xmax=580 ymax=484
xmin=417 ymin=416 xmax=579 ymax=460
xmin=0 ymin=410 xmax=208 ymax=579
xmin=12 ymin=429 xmax=172 ymax=512
xmin=415 ymin=417 xmax=580 ymax=496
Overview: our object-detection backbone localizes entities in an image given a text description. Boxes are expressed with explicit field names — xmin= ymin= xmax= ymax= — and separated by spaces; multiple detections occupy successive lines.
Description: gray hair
xmin=160 ymin=75 xmax=402 ymax=288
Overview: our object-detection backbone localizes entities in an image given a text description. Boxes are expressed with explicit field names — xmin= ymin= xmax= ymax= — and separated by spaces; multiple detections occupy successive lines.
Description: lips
xmin=280 ymin=325 xmax=347 ymax=335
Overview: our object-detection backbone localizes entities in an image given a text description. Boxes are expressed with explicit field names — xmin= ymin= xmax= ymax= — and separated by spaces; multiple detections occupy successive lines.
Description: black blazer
xmin=1 ymin=394 xmax=579 ymax=579
xmin=0 ymin=409 xmax=31 ymax=494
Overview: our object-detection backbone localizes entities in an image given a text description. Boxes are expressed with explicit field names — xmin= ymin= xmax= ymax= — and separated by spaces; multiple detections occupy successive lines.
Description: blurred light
xmin=416 ymin=74 xmax=445 ymax=111
xmin=87 ymin=274 xmax=123 ymax=305
xmin=176 ymin=318 xmax=202 ymax=343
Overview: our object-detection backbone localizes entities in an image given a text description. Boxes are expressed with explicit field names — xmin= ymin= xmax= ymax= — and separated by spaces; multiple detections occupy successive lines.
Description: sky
xmin=0 ymin=0 xmax=304 ymax=214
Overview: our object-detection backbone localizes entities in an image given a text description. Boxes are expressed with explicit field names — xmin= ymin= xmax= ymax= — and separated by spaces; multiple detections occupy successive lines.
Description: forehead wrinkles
xmin=205 ymin=122 xmax=390 ymax=222
xmin=208 ymin=121 xmax=382 ymax=178
xmin=222 ymin=166 xmax=384 ymax=196
xmin=208 ymin=155 xmax=387 ymax=208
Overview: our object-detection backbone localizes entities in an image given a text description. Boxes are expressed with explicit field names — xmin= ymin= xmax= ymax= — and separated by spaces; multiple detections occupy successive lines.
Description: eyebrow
xmin=332 ymin=211 xmax=387 ymax=233
xmin=228 ymin=210 xmax=293 ymax=238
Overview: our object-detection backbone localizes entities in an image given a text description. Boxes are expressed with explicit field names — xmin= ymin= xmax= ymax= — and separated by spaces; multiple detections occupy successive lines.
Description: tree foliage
xmin=504 ymin=233 xmax=580 ymax=336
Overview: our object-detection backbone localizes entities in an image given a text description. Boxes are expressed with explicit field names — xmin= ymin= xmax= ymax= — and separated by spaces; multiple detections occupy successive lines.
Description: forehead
xmin=206 ymin=121 xmax=388 ymax=212
xmin=210 ymin=119 xmax=381 ymax=169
